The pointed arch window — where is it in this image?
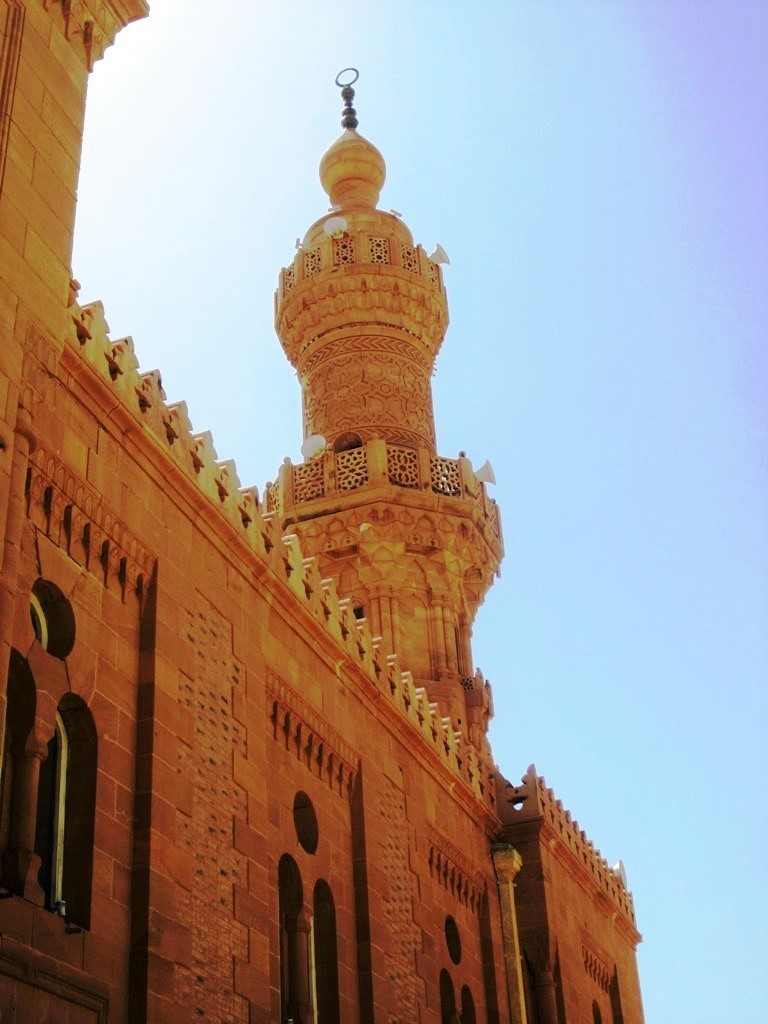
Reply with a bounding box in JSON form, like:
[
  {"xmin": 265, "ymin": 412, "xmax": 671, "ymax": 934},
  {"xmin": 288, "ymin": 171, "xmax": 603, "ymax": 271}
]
[
  {"xmin": 0, "ymin": 650, "xmax": 38, "ymax": 895},
  {"xmin": 312, "ymin": 879, "xmax": 340, "ymax": 1023},
  {"xmin": 34, "ymin": 694, "xmax": 97, "ymax": 929},
  {"xmin": 279, "ymin": 854, "xmax": 310, "ymax": 1024},
  {"xmin": 35, "ymin": 712, "xmax": 68, "ymax": 912},
  {"xmin": 439, "ymin": 968, "xmax": 458, "ymax": 1024}
]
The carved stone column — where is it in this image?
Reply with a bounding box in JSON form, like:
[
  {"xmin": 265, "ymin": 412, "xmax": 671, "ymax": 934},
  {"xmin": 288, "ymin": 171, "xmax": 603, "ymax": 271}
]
[
  {"xmin": 524, "ymin": 930, "xmax": 558, "ymax": 1024},
  {"xmin": 4, "ymin": 729, "xmax": 48, "ymax": 903},
  {"xmin": 287, "ymin": 909, "xmax": 314, "ymax": 1024},
  {"xmin": 491, "ymin": 843, "xmax": 528, "ymax": 1024}
]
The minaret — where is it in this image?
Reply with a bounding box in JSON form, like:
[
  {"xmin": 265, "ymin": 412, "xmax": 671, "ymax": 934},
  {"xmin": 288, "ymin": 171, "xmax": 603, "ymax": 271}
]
[{"xmin": 269, "ymin": 71, "xmax": 503, "ymax": 738}]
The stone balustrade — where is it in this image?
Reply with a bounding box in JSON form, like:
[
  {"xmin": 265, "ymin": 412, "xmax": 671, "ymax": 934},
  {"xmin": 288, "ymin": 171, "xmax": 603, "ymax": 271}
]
[
  {"xmin": 276, "ymin": 233, "xmax": 445, "ymax": 306},
  {"xmin": 265, "ymin": 439, "xmax": 502, "ymax": 544}
]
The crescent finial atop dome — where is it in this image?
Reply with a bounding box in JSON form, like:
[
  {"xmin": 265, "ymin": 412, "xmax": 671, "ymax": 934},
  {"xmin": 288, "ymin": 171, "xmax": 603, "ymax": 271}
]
[{"xmin": 319, "ymin": 69, "xmax": 386, "ymax": 209}]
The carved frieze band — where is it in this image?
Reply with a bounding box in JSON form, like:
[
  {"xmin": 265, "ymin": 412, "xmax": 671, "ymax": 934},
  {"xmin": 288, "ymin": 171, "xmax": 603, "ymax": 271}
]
[
  {"xmin": 0, "ymin": 0, "xmax": 23, "ymax": 196},
  {"xmin": 582, "ymin": 942, "xmax": 611, "ymax": 993},
  {"xmin": 278, "ymin": 273, "xmax": 448, "ymax": 365},
  {"xmin": 302, "ymin": 334, "xmax": 431, "ymax": 375},
  {"xmin": 427, "ymin": 823, "xmax": 484, "ymax": 912},
  {"xmin": 27, "ymin": 444, "xmax": 155, "ymax": 597},
  {"xmin": 266, "ymin": 667, "xmax": 359, "ymax": 798}
]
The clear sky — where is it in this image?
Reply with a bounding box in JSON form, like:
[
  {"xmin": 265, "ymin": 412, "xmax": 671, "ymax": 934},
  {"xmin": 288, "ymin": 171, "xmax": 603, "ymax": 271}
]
[{"xmin": 72, "ymin": 2, "xmax": 767, "ymax": 1021}]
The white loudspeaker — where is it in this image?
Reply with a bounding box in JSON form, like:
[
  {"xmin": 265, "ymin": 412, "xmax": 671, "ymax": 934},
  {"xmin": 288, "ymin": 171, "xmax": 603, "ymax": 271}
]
[
  {"xmin": 428, "ymin": 243, "xmax": 451, "ymax": 265},
  {"xmin": 323, "ymin": 215, "xmax": 348, "ymax": 238},
  {"xmin": 301, "ymin": 434, "xmax": 327, "ymax": 459},
  {"xmin": 474, "ymin": 460, "xmax": 496, "ymax": 485}
]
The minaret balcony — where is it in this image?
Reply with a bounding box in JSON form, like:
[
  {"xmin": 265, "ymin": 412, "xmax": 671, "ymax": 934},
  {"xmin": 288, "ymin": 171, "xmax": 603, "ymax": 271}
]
[
  {"xmin": 264, "ymin": 438, "xmax": 503, "ymax": 557},
  {"xmin": 276, "ymin": 232, "xmax": 445, "ymax": 308}
]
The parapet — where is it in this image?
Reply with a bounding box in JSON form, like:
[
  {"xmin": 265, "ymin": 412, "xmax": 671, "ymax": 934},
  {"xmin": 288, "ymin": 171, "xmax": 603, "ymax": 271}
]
[
  {"xmin": 275, "ymin": 231, "xmax": 449, "ymax": 369},
  {"xmin": 266, "ymin": 440, "xmax": 503, "ymax": 559},
  {"xmin": 498, "ymin": 765, "xmax": 637, "ymax": 927}
]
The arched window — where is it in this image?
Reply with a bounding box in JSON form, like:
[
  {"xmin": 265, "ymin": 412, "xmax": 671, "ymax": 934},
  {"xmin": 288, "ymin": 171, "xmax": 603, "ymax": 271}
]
[
  {"xmin": 35, "ymin": 695, "xmax": 97, "ymax": 929},
  {"xmin": 279, "ymin": 854, "xmax": 310, "ymax": 1024},
  {"xmin": 440, "ymin": 968, "xmax": 457, "ymax": 1024},
  {"xmin": 0, "ymin": 650, "xmax": 36, "ymax": 895},
  {"xmin": 461, "ymin": 985, "xmax": 477, "ymax": 1024},
  {"xmin": 35, "ymin": 712, "xmax": 67, "ymax": 911},
  {"xmin": 313, "ymin": 880, "xmax": 340, "ymax": 1024},
  {"xmin": 593, "ymin": 1000, "xmax": 603, "ymax": 1024}
]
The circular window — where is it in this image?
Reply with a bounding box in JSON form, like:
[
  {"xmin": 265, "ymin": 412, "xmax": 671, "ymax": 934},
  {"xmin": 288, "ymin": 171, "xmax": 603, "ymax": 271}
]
[
  {"xmin": 293, "ymin": 791, "xmax": 319, "ymax": 854},
  {"xmin": 445, "ymin": 915, "xmax": 461, "ymax": 965},
  {"xmin": 30, "ymin": 579, "xmax": 75, "ymax": 659}
]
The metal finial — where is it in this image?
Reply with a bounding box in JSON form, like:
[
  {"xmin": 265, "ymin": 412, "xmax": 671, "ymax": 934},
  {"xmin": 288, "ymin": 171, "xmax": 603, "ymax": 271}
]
[{"xmin": 335, "ymin": 67, "xmax": 359, "ymax": 130}]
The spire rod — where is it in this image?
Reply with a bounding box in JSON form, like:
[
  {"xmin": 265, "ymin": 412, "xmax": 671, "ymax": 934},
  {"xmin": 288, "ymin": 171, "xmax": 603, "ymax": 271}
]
[{"xmin": 335, "ymin": 67, "xmax": 359, "ymax": 130}]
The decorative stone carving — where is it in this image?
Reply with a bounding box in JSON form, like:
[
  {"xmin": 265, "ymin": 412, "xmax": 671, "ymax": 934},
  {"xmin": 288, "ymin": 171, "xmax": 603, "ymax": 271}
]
[
  {"xmin": 44, "ymin": 0, "xmax": 149, "ymax": 69},
  {"xmin": 301, "ymin": 336, "xmax": 436, "ymax": 450}
]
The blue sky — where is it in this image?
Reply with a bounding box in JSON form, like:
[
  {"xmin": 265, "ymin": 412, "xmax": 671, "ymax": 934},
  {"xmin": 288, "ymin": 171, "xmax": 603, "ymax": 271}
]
[{"xmin": 73, "ymin": 2, "xmax": 767, "ymax": 1020}]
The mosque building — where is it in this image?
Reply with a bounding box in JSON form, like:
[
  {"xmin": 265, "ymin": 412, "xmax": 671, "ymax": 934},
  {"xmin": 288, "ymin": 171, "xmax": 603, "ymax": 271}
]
[{"xmin": 0, "ymin": 4, "xmax": 644, "ymax": 1022}]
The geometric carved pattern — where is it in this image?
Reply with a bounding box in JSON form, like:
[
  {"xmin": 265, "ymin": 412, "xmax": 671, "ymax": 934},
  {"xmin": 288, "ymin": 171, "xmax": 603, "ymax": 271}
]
[
  {"xmin": 427, "ymin": 825, "xmax": 483, "ymax": 913},
  {"xmin": 304, "ymin": 246, "xmax": 321, "ymax": 276},
  {"xmin": 427, "ymin": 261, "xmax": 439, "ymax": 288},
  {"xmin": 302, "ymin": 334, "xmax": 430, "ymax": 375},
  {"xmin": 387, "ymin": 444, "xmax": 419, "ymax": 488},
  {"xmin": 430, "ymin": 456, "xmax": 461, "ymax": 497},
  {"xmin": 265, "ymin": 480, "xmax": 282, "ymax": 515},
  {"xmin": 283, "ymin": 264, "xmax": 295, "ymax": 291},
  {"xmin": 380, "ymin": 776, "xmax": 419, "ymax": 1024},
  {"xmin": 336, "ymin": 447, "xmax": 368, "ymax": 491},
  {"xmin": 333, "ymin": 236, "xmax": 355, "ymax": 265},
  {"xmin": 401, "ymin": 244, "xmax": 418, "ymax": 273},
  {"xmin": 369, "ymin": 236, "xmax": 389, "ymax": 264},
  {"xmin": 294, "ymin": 458, "xmax": 325, "ymax": 502},
  {"xmin": 303, "ymin": 339, "xmax": 435, "ymax": 451},
  {"xmin": 383, "ymin": 427, "xmax": 434, "ymax": 449},
  {"xmin": 175, "ymin": 599, "xmax": 248, "ymax": 1021}
]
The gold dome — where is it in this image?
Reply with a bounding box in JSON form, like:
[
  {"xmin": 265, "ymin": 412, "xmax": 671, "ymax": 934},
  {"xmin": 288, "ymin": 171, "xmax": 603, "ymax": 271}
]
[{"xmin": 319, "ymin": 129, "xmax": 386, "ymax": 209}]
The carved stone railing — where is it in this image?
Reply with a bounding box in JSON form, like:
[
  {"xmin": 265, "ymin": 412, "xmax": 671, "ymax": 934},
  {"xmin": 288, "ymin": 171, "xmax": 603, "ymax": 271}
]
[
  {"xmin": 276, "ymin": 233, "xmax": 444, "ymax": 305},
  {"xmin": 265, "ymin": 439, "xmax": 502, "ymax": 545}
]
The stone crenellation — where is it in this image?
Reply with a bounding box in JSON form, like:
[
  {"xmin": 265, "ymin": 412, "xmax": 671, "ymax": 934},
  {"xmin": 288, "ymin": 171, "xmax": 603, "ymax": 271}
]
[
  {"xmin": 500, "ymin": 764, "xmax": 637, "ymax": 925},
  {"xmin": 67, "ymin": 295, "xmax": 498, "ymax": 814}
]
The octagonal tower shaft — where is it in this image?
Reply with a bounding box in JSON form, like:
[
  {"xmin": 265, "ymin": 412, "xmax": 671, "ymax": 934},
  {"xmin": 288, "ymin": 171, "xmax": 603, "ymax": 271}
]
[
  {"xmin": 271, "ymin": 109, "xmax": 502, "ymax": 733},
  {"xmin": 275, "ymin": 129, "xmax": 449, "ymax": 453}
]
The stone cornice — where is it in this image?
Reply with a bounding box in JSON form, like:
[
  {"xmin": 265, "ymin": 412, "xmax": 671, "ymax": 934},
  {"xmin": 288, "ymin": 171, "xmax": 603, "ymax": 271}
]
[
  {"xmin": 43, "ymin": 0, "xmax": 149, "ymax": 69},
  {"xmin": 276, "ymin": 270, "xmax": 449, "ymax": 369}
]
